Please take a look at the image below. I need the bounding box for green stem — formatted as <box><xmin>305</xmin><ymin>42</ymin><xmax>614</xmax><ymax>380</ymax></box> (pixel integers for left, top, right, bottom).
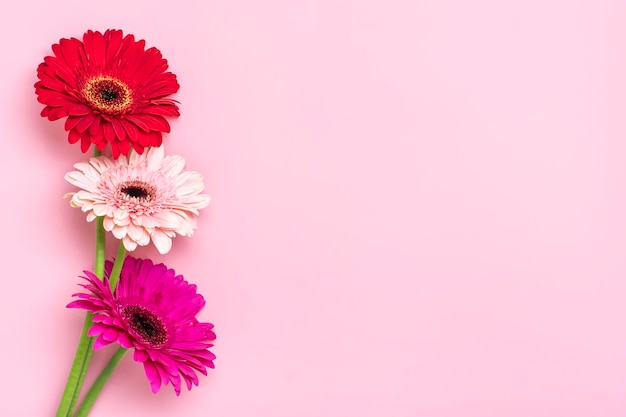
<box><xmin>108</xmin><ymin>243</ymin><xmax>127</xmax><ymax>291</ymax></box>
<box><xmin>93</xmin><ymin>216</ymin><xmax>105</xmax><ymax>278</ymax></box>
<box><xmin>68</xmin><ymin>242</ymin><xmax>125</xmax><ymax>415</ymax></box>
<box><xmin>74</xmin><ymin>348</ymin><xmax>128</xmax><ymax>417</ymax></box>
<box><xmin>55</xmin><ymin>313</ymin><xmax>94</xmax><ymax>417</ymax></box>
<box><xmin>66</xmin><ymin>337</ymin><xmax>95</xmax><ymax>415</ymax></box>
<box><xmin>56</xmin><ymin>216</ymin><xmax>106</xmax><ymax>417</ymax></box>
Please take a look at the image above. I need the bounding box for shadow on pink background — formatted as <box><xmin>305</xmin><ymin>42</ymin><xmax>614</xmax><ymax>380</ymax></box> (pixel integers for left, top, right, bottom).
<box><xmin>1</xmin><ymin>0</ymin><xmax>624</xmax><ymax>416</ymax></box>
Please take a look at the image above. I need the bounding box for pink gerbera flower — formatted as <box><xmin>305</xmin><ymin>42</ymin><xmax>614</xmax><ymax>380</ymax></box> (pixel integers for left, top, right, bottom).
<box><xmin>68</xmin><ymin>256</ymin><xmax>216</xmax><ymax>395</ymax></box>
<box><xmin>35</xmin><ymin>29</ymin><xmax>180</xmax><ymax>158</ymax></box>
<box><xmin>65</xmin><ymin>146</ymin><xmax>210</xmax><ymax>254</ymax></box>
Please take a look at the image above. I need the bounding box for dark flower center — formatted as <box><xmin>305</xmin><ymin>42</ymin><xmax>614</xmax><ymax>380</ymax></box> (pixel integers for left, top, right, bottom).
<box><xmin>83</xmin><ymin>76</ymin><xmax>132</xmax><ymax>114</ymax></box>
<box><xmin>100</xmin><ymin>89</ymin><xmax>118</xmax><ymax>101</ymax></box>
<box><xmin>123</xmin><ymin>185</ymin><xmax>149</xmax><ymax>199</ymax></box>
<box><xmin>116</xmin><ymin>180</ymin><xmax>157</xmax><ymax>203</ymax></box>
<box><xmin>122</xmin><ymin>305</ymin><xmax>168</xmax><ymax>347</ymax></box>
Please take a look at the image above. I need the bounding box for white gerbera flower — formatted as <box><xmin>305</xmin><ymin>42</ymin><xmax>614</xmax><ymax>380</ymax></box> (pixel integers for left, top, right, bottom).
<box><xmin>65</xmin><ymin>146</ymin><xmax>210</xmax><ymax>254</ymax></box>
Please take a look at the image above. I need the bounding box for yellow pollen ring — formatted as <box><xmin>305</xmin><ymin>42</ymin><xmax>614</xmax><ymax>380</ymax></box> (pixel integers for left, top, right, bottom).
<box><xmin>83</xmin><ymin>76</ymin><xmax>132</xmax><ymax>114</ymax></box>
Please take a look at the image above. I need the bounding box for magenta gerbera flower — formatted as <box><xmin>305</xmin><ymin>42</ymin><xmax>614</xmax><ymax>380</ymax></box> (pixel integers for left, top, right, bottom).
<box><xmin>68</xmin><ymin>256</ymin><xmax>216</xmax><ymax>395</ymax></box>
<box><xmin>65</xmin><ymin>145</ymin><xmax>210</xmax><ymax>254</ymax></box>
<box><xmin>35</xmin><ymin>29</ymin><xmax>180</xmax><ymax>158</ymax></box>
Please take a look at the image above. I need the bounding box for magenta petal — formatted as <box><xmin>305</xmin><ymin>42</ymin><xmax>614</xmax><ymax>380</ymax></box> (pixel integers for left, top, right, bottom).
<box><xmin>87</xmin><ymin>323</ymin><xmax>109</xmax><ymax>337</ymax></box>
<box><xmin>103</xmin><ymin>327</ymin><xmax>119</xmax><ymax>342</ymax></box>
<box><xmin>93</xmin><ymin>335</ymin><xmax>112</xmax><ymax>350</ymax></box>
<box><xmin>67</xmin><ymin>255</ymin><xmax>216</xmax><ymax>394</ymax></box>
<box><xmin>118</xmin><ymin>332</ymin><xmax>133</xmax><ymax>348</ymax></box>
<box><xmin>156</xmin><ymin>364</ymin><xmax>174</xmax><ymax>386</ymax></box>
<box><xmin>66</xmin><ymin>300</ymin><xmax>95</xmax><ymax>310</ymax></box>
<box><xmin>144</xmin><ymin>361</ymin><xmax>162</xmax><ymax>393</ymax></box>
<box><xmin>168</xmin><ymin>372</ymin><xmax>182</xmax><ymax>396</ymax></box>
<box><xmin>171</xmin><ymin>341</ymin><xmax>214</xmax><ymax>350</ymax></box>
<box><xmin>134</xmin><ymin>349</ymin><xmax>149</xmax><ymax>362</ymax></box>
<box><xmin>182</xmin><ymin>375</ymin><xmax>193</xmax><ymax>391</ymax></box>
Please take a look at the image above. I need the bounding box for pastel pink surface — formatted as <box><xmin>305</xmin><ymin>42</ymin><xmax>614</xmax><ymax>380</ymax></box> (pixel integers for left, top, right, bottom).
<box><xmin>1</xmin><ymin>1</ymin><xmax>624</xmax><ymax>416</ymax></box>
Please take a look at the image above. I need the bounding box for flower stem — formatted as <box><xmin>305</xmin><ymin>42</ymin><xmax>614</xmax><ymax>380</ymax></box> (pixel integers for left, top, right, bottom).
<box><xmin>74</xmin><ymin>348</ymin><xmax>129</xmax><ymax>417</ymax></box>
<box><xmin>57</xmin><ymin>147</ymin><xmax>104</xmax><ymax>417</ymax></box>
<box><xmin>55</xmin><ymin>216</ymin><xmax>106</xmax><ymax>417</ymax></box>
<box><xmin>108</xmin><ymin>243</ymin><xmax>127</xmax><ymax>291</ymax></box>
<box><xmin>94</xmin><ymin>216</ymin><xmax>106</xmax><ymax>278</ymax></box>
<box><xmin>54</xmin><ymin>313</ymin><xmax>94</xmax><ymax>417</ymax></box>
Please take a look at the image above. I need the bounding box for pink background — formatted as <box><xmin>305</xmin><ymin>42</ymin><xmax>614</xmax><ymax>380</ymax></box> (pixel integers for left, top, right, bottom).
<box><xmin>1</xmin><ymin>0</ymin><xmax>624</xmax><ymax>416</ymax></box>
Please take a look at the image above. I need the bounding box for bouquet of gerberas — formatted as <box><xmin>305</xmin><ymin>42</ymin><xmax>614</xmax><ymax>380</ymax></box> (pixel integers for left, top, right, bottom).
<box><xmin>35</xmin><ymin>29</ymin><xmax>216</xmax><ymax>417</ymax></box>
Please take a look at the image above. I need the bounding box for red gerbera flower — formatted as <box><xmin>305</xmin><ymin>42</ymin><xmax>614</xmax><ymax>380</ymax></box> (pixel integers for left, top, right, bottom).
<box><xmin>35</xmin><ymin>29</ymin><xmax>180</xmax><ymax>158</ymax></box>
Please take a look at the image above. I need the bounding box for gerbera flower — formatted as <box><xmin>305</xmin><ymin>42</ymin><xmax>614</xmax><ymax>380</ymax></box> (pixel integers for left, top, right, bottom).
<box><xmin>35</xmin><ymin>29</ymin><xmax>180</xmax><ymax>158</ymax></box>
<box><xmin>65</xmin><ymin>146</ymin><xmax>210</xmax><ymax>254</ymax></box>
<box><xmin>68</xmin><ymin>256</ymin><xmax>216</xmax><ymax>395</ymax></box>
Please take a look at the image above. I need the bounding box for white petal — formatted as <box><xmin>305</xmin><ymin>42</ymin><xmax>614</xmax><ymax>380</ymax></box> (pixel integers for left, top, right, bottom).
<box><xmin>92</xmin><ymin>204</ymin><xmax>110</xmax><ymax>217</ymax></box>
<box><xmin>127</xmin><ymin>222</ymin><xmax>148</xmax><ymax>242</ymax></box>
<box><xmin>122</xmin><ymin>236</ymin><xmax>138</xmax><ymax>252</ymax></box>
<box><xmin>146</xmin><ymin>146</ymin><xmax>165</xmax><ymax>170</ymax></box>
<box><xmin>111</xmin><ymin>225</ymin><xmax>128</xmax><ymax>239</ymax></box>
<box><xmin>102</xmin><ymin>216</ymin><xmax>115</xmax><ymax>231</ymax></box>
<box><xmin>151</xmin><ymin>230</ymin><xmax>173</xmax><ymax>254</ymax></box>
<box><xmin>113</xmin><ymin>209</ymin><xmax>129</xmax><ymax>221</ymax></box>
<box><xmin>162</xmin><ymin>155</ymin><xmax>185</xmax><ymax>177</ymax></box>
<box><xmin>151</xmin><ymin>211</ymin><xmax>182</xmax><ymax>229</ymax></box>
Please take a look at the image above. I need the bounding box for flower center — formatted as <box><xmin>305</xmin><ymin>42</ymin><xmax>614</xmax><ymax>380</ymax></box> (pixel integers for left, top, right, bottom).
<box><xmin>122</xmin><ymin>305</ymin><xmax>168</xmax><ymax>347</ymax></box>
<box><xmin>83</xmin><ymin>76</ymin><xmax>132</xmax><ymax>114</ymax></box>
<box><xmin>100</xmin><ymin>89</ymin><xmax>118</xmax><ymax>101</ymax></box>
<box><xmin>116</xmin><ymin>180</ymin><xmax>157</xmax><ymax>203</ymax></box>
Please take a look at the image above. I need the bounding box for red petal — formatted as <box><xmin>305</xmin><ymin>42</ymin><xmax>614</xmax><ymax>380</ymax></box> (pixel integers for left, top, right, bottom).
<box><xmin>135</xmin><ymin>131</ymin><xmax>150</xmax><ymax>147</ymax></box>
<box><xmin>102</xmin><ymin>121</ymin><xmax>115</xmax><ymax>142</ymax></box>
<box><xmin>65</xmin><ymin>116</ymin><xmax>82</xmax><ymax>131</ymax></box>
<box><xmin>138</xmin><ymin>115</ymin><xmax>170</xmax><ymax>132</ymax></box>
<box><xmin>41</xmin><ymin>56</ymin><xmax>79</xmax><ymax>89</ymax></box>
<box><xmin>121</xmin><ymin>38</ymin><xmax>146</xmax><ymax>73</ymax></box>
<box><xmin>141</xmin><ymin>79</ymin><xmax>179</xmax><ymax>98</ymax></box>
<box><xmin>113</xmin><ymin>33</ymin><xmax>135</xmax><ymax>69</ymax></box>
<box><xmin>51</xmin><ymin>42</ymin><xmax>62</xmax><ymax>59</ymax></box>
<box><xmin>36</xmin><ymin>92</ymin><xmax>71</xmax><ymax>106</ymax></box>
<box><xmin>58</xmin><ymin>37</ymin><xmax>85</xmax><ymax>69</ymax></box>
<box><xmin>149</xmin><ymin>131</ymin><xmax>163</xmax><ymax>146</ymax></box>
<box><xmin>75</xmin><ymin>114</ymin><xmax>95</xmax><ymax>133</ymax></box>
<box><xmin>110</xmin><ymin>140</ymin><xmax>121</xmax><ymax>159</ymax></box>
<box><xmin>104</xmin><ymin>29</ymin><xmax>124</xmax><ymax>66</ymax></box>
<box><xmin>139</xmin><ymin>104</ymin><xmax>180</xmax><ymax>117</ymax></box>
<box><xmin>53</xmin><ymin>67</ymin><xmax>80</xmax><ymax>90</ymax></box>
<box><xmin>110</xmin><ymin>118</ymin><xmax>127</xmax><ymax>141</ymax></box>
<box><xmin>121</xmin><ymin>119</ymin><xmax>139</xmax><ymax>140</ymax></box>
<box><xmin>35</xmin><ymin>74</ymin><xmax>69</xmax><ymax>92</ymax></box>
<box><xmin>42</xmin><ymin>106</ymin><xmax>67</xmax><ymax>120</ymax></box>
<box><xmin>84</xmin><ymin>30</ymin><xmax>106</xmax><ymax>66</ymax></box>
<box><xmin>117</xmin><ymin>139</ymin><xmax>131</xmax><ymax>156</ymax></box>
<box><xmin>123</xmin><ymin>115</ymin><xmax>150</xmax><ymax>132</ymax></box>
<box><xmin>135</xmin><ymin>131</ymin><xmax>162</xmax><ymax>148</ymax></box>
<box><xmin>68</xmin><ymin>104</ymin><xmax>91</xmax><ymax>116</ymax></box>
<box><xmin>80</xmin><ymin>134</ymin><xmax>92</xmax><ymax>153</ymax></box>
<box><xmin>91</xmin><ymin>125</ymin><xmax>105</xmax><ymax>145</ymax></box>
<box><xmin>134</xmin><ymin>48</ymin><xmax>166</xmax><ymax>81</ymax></box>
<box><xmin>132</xmin><ymin>141</ymin><xmax>145</xmax><ymax>154</ymax></box>
<box><xmin>68</xmin><ymin>129</ymin><xmax>82</xmax><ymax>144</ymax></box>
<box><xmin>89</xmin><ymin>116</ymin><xmax>101</xmax><ymax>136</ymax></box>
